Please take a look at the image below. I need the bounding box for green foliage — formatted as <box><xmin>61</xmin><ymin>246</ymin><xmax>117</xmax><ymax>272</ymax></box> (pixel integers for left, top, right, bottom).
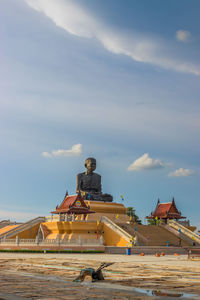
<box><xmin>147</xmin><ymin>218</ymin><xmax>165</xmax><ymax>225</ymax></box>
<box><xmin>126</xmin><ymin>207</ymin><xmax>135</xmax><ymax>217</ymax></box>
<box><xmin>147</xmin><ymin>219</ymin><xmax>156</xmax><ymax>225</ymax></box>
<box><xmin>126</xmin><ymin>207</ymin><xmax>142</xmax><ymax>225</ymax></box>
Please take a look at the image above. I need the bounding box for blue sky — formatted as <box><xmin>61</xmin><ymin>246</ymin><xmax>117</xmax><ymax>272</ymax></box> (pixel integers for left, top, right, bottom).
<box><xmin>0</xmin><ymin>0</ymin><xmax>200</xmax><ymax>228</ymax></box>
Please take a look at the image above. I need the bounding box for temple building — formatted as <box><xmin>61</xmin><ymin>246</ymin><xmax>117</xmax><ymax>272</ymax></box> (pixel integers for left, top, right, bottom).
<box><xmin>38</xmin><ymin>191</ymin><xmax>129</xmax><ymax>244</ymax></box>
<box><xmin>51</xmin><ymin>192</ymin><xmax>94</xmax><ymax>221</ymax></box>
<box><xmin>0</xmin><ymin>158</ymin><xmax>199</xmax><ymax>251</ymax></box>
<box><xmin>146</xmin><ymin>198</ymin><xmax>185</xmax><ymax>222</ymax></box>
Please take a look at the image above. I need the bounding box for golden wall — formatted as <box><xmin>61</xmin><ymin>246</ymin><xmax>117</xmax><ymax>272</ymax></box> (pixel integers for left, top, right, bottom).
<box><xmin>42</xmin><ymin>220</ymin><xmax>129</xmax><ymax>246</ymax></box>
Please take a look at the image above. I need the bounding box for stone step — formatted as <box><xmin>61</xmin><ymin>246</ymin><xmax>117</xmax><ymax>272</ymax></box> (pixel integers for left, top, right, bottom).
<box><xmin>117</xmin><ymin>223</ymin><xmax>189</xmax><ymax>246</ymax></box>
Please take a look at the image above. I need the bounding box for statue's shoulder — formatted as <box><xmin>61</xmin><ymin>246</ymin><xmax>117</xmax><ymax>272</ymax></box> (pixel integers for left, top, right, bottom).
<box><xmin>77</xmin><ymin>172</ymin><xmax>85</xmax><ymax>178</ymax></box>
<box><xmin>93</xmin><ymin>172</ymin><xmax>101</xmax><ymax>179</ymax></box>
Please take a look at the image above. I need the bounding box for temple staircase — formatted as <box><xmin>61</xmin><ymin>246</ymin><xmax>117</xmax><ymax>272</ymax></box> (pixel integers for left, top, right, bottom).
<box><xmin>117</xmin><ymin>223</ymin><xmax>148</xmax><ymax>246</ymax></box>
<box><xmin>0</xmin><ymin>217</ymin><xmax>45</xmax><ymax>239</ymax></box>
<box><xmin>117</xmin><ymin>223</ymin><xmax>190</xmax><ymax>246</ymax></box>
<box><xmin>101</xmin><ymin>216</ymin><xmax>132</xmax><ymax>246</ymax></box>
<box><xmin>0</xmin><ymin>220</ymin><xmax>13</xmax><ymax>229</ymax></box>
<box><xmin>166</xmin><ymin>220</ymin><xmax>200</xmax><ymax>246</ymax></box>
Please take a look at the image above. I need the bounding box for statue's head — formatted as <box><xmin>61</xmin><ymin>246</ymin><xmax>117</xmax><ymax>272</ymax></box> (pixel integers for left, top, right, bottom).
<box><xmin>85</xmin><ymin>157</ymin><xmax>96</xmax><ymax>174</ymax></box>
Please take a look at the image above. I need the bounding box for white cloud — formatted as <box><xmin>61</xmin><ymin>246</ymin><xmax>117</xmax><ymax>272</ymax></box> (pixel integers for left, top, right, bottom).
<box><xmin>42</xmin><ymin>143</ymin><xmax>82</xmax><ymax>158</ymax></box>
<box><xmin>128</xmin><ymin>153</ymin><xmax>164</xmax><ymax>171</ymax></box>
<box><xmin>176</xmin><ymin>30</ymin><xmax>191</xmax><ymax>42</ymax></box>
<box><xmin>25</xmin><ymin>0</ymin><xmax>96</xmax><ymax>38</ymax></box>
<box><xmin>24</xmin><ymin>0</ymin><xmax>200</xmax><ymax>76</ymax></box>
<box><xmin>168</xmin><ymin>168</ymin><xmax>194</xmax><ymax>177</ymax></box>
<box><xmin>42</xmin><ymin>151</ymin><xmax>52</xmax><ymax>158</ymax></box>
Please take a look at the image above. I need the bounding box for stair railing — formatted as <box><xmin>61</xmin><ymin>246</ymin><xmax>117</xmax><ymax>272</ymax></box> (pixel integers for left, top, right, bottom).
<box><xmin>0</xmin><ymin>217</ymin><xmax>45</xmax><ymax>239</ymax></box>
<box><xmin>168</xmin><ymin>220</ymin><xmax>200</xmax><ymax>245</ymax></box>
<box><xmin>101</xmin><ymin>216</ymin><xmax>131</xmax><ymax>243</ymax></box>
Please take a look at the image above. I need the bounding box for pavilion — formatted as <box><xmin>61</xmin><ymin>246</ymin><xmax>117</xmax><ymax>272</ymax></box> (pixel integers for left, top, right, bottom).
<box><xmin>146</xmin><ymin>198</ymin><xmax>186</xmax><ymax>223</ymax></box>
<box><xmin>51</xmin><ymin>192</ymin><xmax>94</xmax><ymax>221</ymax></box>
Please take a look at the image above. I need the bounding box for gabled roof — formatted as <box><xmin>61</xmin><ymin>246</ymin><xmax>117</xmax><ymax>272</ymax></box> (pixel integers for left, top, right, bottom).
<box><xmin>147</xmin><ymin>198</ymin><xmax>185</xmax><ymax>219</ymax></box>
<box><xmin>51</xmin><ymin>193</ymin><xmax>94</xmax><ymax>215</ymax></box>
<box><xmin>153</xmin><ymin>202</ymin><xmax>172</xmax><ymax>218</ymax></box>
<box><xmin>57</xmin><ymin>195</ymin><xmax>80</xmax><ymax>211</ymax></box>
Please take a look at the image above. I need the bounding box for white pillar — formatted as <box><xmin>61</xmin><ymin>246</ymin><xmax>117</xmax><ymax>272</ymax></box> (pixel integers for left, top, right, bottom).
<box><xmin>100</xmin><ymin>235</ymin><xmax>103</xmax><ymax>245</ymax></box>
<box><xmin>35</xmin><ymin>235</ymin><xmax>39</xmax><ymax>245</ymax></box>
<box><xmin>16</xmin><ymin>236</ymin><xmax>19</xmax><ymax>246</ymax></box>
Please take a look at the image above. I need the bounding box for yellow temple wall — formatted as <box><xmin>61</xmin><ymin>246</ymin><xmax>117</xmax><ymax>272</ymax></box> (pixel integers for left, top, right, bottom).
<box><xmin>102</xmin><ymin>223</ymin><xmax>129</xmax><ymax>247</ymax></box>
<box><xmin>42</xmin><ymin>220</ymin><xmax>129</xmax><ymax>247</ymax></box>
<box><xmin>186</xmin><ymin>226</ymin><xmax>196</xmax><ymax>232</ymax></box>
<box><xmin>37</xmin><ymin>201</ymin><xmax>129</xmax><ymax>246</ymax></box>
<box><xmin>85</xmin><ymin>213</ymin><xmax>129</xmax><ymax>223</ymax></box>
<box><xmin>42</xmin><ymin>221</ymin><xmax>102</xmax><ymax>240</ymax></box>
<box><xmin>75</xmin><ymin>201</ymin><xmax>129</xmax><ymax>223</ymax></box>
<box><xmin>85</xmin><ymin>201</ymin><xmax>126</xmax><ymax>214</ymax></box>
<box><xmin>9</xmin><ymin>224</ymin><xmax>40</xmax><ymax>239</ymax></box>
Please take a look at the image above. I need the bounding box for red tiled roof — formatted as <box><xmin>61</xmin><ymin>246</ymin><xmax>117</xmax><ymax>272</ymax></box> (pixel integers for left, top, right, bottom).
<box><xmin>152</xmin><ymin>203</ymin><xmax>172</xmax><ymax>217</ymax></box>
<box><xmin>51</xmin><ymin>193</ymin><xmax>94</xmax><ymax>215</ymax></box>
<box><xmin>58</xmin><ymin>195</ymin><xmax>77</xmax><ymax>210</ymax></box>
<box><xmin>151</xmin><ymin>199</ymin><xmax>184</xmax><ymax>219</ymax></box>
<box><xmin>147</xmin><ymin>199</ymin><xmax>185</xmax><ymax>220</ymax></box>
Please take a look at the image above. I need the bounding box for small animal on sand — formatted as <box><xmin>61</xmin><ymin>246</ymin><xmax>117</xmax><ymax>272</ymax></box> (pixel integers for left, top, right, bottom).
<box><xmin>73</xmin><ymin>262</ymin><xmax>114</xmax><ymax>282</ymax></box>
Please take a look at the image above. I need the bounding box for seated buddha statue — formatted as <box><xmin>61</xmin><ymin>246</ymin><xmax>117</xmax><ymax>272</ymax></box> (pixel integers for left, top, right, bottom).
<box><xmin>76</xmin><ymin>157</ymin><xmax>113</xmax><ymax>202</ymax></box>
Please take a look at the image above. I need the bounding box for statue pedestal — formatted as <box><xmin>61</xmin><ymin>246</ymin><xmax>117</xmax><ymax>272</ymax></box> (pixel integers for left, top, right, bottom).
<box><xmin>42</xmin><ymin>200</ymin><xmax>130</xmax><ymax>247</ymax></box>
<box><xmin>75</xmin><ymin>201</ymin><xmax>129</xmax><ymax>223</ymax></box>
<box><xmin>85</xmin><ymin>201</ymin><xmax>126</xmax><ymax>214</ymax></box>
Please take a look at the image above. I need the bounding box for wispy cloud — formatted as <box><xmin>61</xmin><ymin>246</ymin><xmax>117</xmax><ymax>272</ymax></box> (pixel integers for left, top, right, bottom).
<box><xmin>24</xmin><ymin>0</ymin><xmax>200</xmax><ymax>75</ymax></box>
<box><xmin>42</xmin><ymin>143</ymin><xmax>82</xmax><ymax>158</ymax></box>
<box><xmin>128</xmin><ymin>153</ymin><xmax>165</xmax><ymax>171</ymax></box>
<box><xmin>168</xmin><ymin>168</ymin><xmax>195</xmax><ymax>177</ymax></box>
<box><xmin>176</xmin><ymin>30</ymin><xmax>191</xmax><ymax>42</ymax></box>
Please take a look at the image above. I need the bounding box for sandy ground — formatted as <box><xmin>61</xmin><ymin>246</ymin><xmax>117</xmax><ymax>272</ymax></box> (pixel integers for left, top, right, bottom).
<box><xmin>0</xmin><ymin>253</ymin><xmax>200</xmax><ymax>299</ymax></box>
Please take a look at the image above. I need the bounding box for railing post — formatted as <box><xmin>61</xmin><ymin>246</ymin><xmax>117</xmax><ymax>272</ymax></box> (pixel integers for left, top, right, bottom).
<box><xmin>100</xmin><ymin>235</ymin><xmax>103</xmax><ymax>245</ymax></box>
<box><xmin>35</xmin><ymin>236</ymin><xmax>40</xmax><ymax>245</ymax></box>
<box><xmin>78</xmin><ymin>236</ymin><xmax>82</xmax><ymax>246</ymax></box>
<box><xmin>16</xmin><ymin>236</ymin><xmax>19</xmax><ymax>246</ymax></box>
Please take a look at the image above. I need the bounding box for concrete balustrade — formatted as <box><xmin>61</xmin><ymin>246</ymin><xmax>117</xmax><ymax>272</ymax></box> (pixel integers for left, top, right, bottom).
<box><xmin>168</xmin><ymin>220</ymin><xmax>200</xmax><ymax>245</ymax></box>
<box><xmin>0</xmin><ymin>237</ymin><xmax>102</xmax><ymax>246</ymax></box>
<box><xmin>101</xmin><ymin>216</ymin><xmax>132</xmax><ymax>246</ymax></box>
<box><xmin>0</xmin><ymin>217</ymin><xmax>45</xmax><ymax>239</ymax></box>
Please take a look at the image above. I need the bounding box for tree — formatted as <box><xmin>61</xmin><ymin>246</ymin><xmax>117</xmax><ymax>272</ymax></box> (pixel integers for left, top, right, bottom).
<box><xmin>126</xmin><ymin>207</ymin><xmax>142</xmax><ymax>224</ymax></box>
<box><xmin>147</xmin><ymin>219</ymin><xmax>156</xmax><ymax>225</ymax></box>
<box><xmin>147</xmin><ymin>218</ymin><xmax>164</xmax><ymax>225</ymax></box>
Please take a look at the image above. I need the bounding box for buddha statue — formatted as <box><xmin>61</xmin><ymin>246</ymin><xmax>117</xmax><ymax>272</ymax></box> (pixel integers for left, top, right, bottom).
<box><xmin>76</xmin><ymin>157</ymin><xmax>113</xmax><ymax>202</ymax></box>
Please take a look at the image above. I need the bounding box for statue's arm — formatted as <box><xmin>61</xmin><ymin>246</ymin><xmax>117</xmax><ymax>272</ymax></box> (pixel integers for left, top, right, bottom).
<box><xmin>96</xmin><ymin>174</ymin><xmax>102</xmax><ymax>193</ymax></box>
<box><xmin>76</xmin><ymin>174</ymin><xmax>82</xmax><ymax>192</ymax></box>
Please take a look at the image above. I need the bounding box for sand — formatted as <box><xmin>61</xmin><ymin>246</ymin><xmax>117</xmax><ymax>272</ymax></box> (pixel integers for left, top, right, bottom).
<box><xmin>0</xmin><ymin>253</ymin><xmax>200</xmax><ymax>299</ymax></box>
